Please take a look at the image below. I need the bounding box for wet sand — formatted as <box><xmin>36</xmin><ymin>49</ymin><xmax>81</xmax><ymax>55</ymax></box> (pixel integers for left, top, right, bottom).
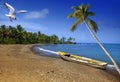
<box><xmin>0</xmin><ymin>44</ymin><xmax>119</xmax><ymax>82</ymax></box>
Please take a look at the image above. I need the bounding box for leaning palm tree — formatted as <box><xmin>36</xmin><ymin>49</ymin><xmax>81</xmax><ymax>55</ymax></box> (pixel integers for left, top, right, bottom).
<box><xmin>68</xmin><ymin>3</ymin><xmax>120</xmax><ymax>75</ymax></box>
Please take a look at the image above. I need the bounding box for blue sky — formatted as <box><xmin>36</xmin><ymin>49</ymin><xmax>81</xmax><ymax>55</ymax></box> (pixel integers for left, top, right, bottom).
<box><xmin>0</xmin><ymin>0</ymin><xmax>120</xmax><ymax>43</ymax></box>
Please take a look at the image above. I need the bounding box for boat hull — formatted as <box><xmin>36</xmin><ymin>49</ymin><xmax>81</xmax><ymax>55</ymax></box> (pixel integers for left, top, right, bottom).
<box><xmin>58</xmin><ymin>52</ymin><xmax>108</xmax><ymax>69</ymax></box>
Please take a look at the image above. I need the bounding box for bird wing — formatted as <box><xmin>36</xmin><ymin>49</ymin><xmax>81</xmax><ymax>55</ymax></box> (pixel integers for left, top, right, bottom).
<box><xmin>4</xmin><ymin>3</ymin><xmax>15</xmax><ymax>15</ymax></box>
<box><xmin>16</xmin><ymin>10</ymin><xmax>27</xmax><ymax>14</ymax></box>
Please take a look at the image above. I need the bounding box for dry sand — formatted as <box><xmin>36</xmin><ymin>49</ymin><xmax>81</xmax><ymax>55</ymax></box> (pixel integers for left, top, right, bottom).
<box><xmin>0</xmin><ymin>44</ymin><xmax>119</xmax><ymax>82</ymax></box>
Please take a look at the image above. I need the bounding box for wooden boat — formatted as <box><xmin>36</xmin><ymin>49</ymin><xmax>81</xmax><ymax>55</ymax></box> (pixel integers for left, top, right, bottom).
<box><xmin>58</xmin><ymin>51</ymin><xmax>108</xmax><ymax>69</ymax></box>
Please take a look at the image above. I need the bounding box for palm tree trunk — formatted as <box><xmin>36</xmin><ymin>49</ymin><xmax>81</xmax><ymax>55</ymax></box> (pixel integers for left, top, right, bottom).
<box><xmin>84</xmin><ymin>20</ymin><xmax>120</xmax><ymax>75</ymax></box>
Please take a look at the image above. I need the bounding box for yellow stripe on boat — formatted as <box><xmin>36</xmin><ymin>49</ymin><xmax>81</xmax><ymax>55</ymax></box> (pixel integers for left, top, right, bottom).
<box><xmin>58</xmin><ymin>51</ymin><xmax>108</xmax><ymax>69</ymax></box>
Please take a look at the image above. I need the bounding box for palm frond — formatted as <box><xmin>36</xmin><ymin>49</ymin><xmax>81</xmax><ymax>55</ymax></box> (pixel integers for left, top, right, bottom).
<box><xmin>85</xmin><ymin>12</ymin><xmax>95</xmax><ymax>19</ymax></box>
<box><xmin>79</xmin><ymin>3</ymin><xmax>85</xmax><ymax>13</ymax></box>
<box><xmin>88</xmin><ymin>19</ymin><xmax>98</xmax><ymax>33</ymax></box>
<box><xmin>70</xmin><ymin>18</ymin><xmax>83</xmax><ymax>32</ymax></box>
<box><xmin>68</xmin><ymin>11</ymin><xmax>83</xmax><ymax>19</ymax></box>
<box><xmin>70</xmin><ymin>24</ymin><xmax>77</xmax><ymax>32</ymax></box>
<box><xmin>85</xmin><ymin>4</ymin><xmax>91</xmax><ymax>12</ymax></box>
<box><xmin>68</xmin><ymin>3</ymin><xmax>98</xmax><ymax>32</ymax></box>
<box><xmin>72</xmin><ymin>6</ymin><xmax>80</xmax><ymax>10</ymax></box>
<box><xmin>88</xmin><ymin>12</ymin><xmax>95</xmax><ymax>16</ymax></box>
<box><xmin>80</xmin><ymin>3</ymin><xmax>85</xmax><ymax>10</ymax></box>
<box><xmin>67</xmin><ymin>13</ymin><xmax>74</xmax><ymax>18</ymax></box>
<box><xmin>74</xmin><ymin>10</ymin><xmax>83</xmax><ymax>18</ymax></box>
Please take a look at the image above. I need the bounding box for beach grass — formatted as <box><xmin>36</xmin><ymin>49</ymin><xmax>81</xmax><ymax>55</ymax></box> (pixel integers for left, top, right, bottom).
<box><xmin>0</xmin><ymin>44</ymin><xmax>119</xmax><ymax>82</ymax></box>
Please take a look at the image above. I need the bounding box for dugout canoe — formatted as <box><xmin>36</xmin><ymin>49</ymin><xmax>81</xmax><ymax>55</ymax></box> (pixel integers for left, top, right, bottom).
<box><xmin>58</xmin><ymin>51</ymin><xmax>108</xmax><ymax>69</ymax></box>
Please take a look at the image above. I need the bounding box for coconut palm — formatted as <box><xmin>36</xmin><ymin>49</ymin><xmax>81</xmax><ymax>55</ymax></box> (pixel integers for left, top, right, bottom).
<box><xmin>68</xmin><ymin>3</ymin><xmax>120</xmax><ymax>74</ymax></box>
<box><xmin>0</xmin><ymin>25</ymin><xmax>7</xmax><ymax>41</ymax></box>
<box><xmin>60</xmin><ymin>37</ymin><xmax>66</xmax><ymax>44</ymax></box>
<box><xmin>50</xmin><ymin>34</ymin><xmax>59</xmax><ymax>44</ymax></box>
<box><xmin>16</xmin><ymin>25</ymin><xmax>25</xmax><ymax>44</ymax></box>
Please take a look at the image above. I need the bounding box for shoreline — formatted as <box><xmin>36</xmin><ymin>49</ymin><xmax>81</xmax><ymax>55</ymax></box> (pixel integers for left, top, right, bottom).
<box><xmin>33</xmin><ymin>45</ymin><xmax>120</xmax><ymax>73</ymax></box>
<box><xmin>0</xmin><ymin>44</ymin><xmax>119</xmax><ymax>82</ymax></box>
<box><xmin>33</xmin><ymin>45</ymin><xmax>120</xmax><ymax>78</ymax></box>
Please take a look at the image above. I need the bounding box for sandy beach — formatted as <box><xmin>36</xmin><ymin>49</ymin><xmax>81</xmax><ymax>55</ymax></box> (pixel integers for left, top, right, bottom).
<box><xmin>0</xmin><ymin>44</ymin><xmax>119</xmax><ymax>82</ymax></box>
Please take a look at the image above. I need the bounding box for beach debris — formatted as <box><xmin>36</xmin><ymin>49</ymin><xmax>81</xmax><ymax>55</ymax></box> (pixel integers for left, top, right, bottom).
<box><xmin>47</xmin><ymin>70</ymin><xmax>54</xmax><ymax>74</ymax></box>
<box><xmin>4</xmin><ymin>2</ymin><xmax>27</xmax><ymax>22</ymax></box>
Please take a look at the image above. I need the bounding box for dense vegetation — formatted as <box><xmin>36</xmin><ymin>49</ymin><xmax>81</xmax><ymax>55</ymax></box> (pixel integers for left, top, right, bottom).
<box><xmin>0</xmin><ymin>25</ymin><xmax>76</xmax><ymax>44</ymax></box>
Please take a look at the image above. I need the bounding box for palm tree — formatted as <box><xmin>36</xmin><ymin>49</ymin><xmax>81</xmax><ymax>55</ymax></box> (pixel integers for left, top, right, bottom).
<box><xmin>67</xmin><ymin>37</ymin><xmax>73</xmax><ymax>44</ymax></box>
<box><xmin>8</xmin><ymin>26</ymin><xmax>17</xmax><ymax>39</ymax></box>
<box><xmin>50</xmin><ymin>34</ymin><xmax>59</xmax><ymax>44</ymax></box>
<box><xmin>0</xmin><ymin>25</ymin><xmax>7</xmax><ymax>42</ymax></box>
<box><xmin>38</xmin><ymin>31</ymin><xmax>41</xmax><ymax>43</ymax></box>
<box><xmin>68</xmin><ymin>3</ymin><xmax>120</xmax><ymax>74</ymax></box>
<box><xmin>16</xmin><ymin>25</ymin><xmax>25</xmax><ymax>44</ymax></box>
<box><xmin>60</xmin><ymin>37</ymin><xmax>66</xmax><ymax>44</ymax></box>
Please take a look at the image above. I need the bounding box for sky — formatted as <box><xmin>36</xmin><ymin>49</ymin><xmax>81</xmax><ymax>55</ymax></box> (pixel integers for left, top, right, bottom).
<box><xmin>0</xmin><ymin>0</ymin><xmax>120</xmax><ymax>43</ymax></box>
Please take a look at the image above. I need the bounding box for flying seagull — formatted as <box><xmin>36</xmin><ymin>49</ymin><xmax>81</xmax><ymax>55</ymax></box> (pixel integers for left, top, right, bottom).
<box><xmin>4</xmin><ymin>2</ymin><xmax>27</xmax><ymax>22</ymax></box>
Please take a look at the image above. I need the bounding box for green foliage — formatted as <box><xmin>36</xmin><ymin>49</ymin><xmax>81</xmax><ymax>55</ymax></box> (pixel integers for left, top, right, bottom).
<box><xmin>68</xmin><ymin>3</ymin><xmax>98</xmax><ymax>33</ymax></box>
<box><xmin>88</xmin><ymin>19</ymin><xmax>98</xmax><ymax>32</ymax></box>
<box><xmin>0</xmin><ymin>25</ymin><xmax>76</xmax><ymax>44</ymax></box>
<box><xmin>70</xmin><ymin>18</ymin><xmax>83</xmax><ymax>31</ymax></box>
<box><xmin>67</xmin><ymin>37</ymin><xmax>76</xmax><ymax>44</ymax></box>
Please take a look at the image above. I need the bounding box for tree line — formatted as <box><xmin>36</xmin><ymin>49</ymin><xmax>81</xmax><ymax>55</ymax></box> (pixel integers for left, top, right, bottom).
<box><xmin>0</xmin><ymin>25</ymin><xmax>76</xmax><ymax>44</ymax></box>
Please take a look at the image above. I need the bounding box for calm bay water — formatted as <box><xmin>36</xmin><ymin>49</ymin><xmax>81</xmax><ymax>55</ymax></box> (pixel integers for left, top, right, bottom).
<box><xmin>39</xmin><ymin>43</ymin><xmax>120</xmax><ymax>65</ymax></box>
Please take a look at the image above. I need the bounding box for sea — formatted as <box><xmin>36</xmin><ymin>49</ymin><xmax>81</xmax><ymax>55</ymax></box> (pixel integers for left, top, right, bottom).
<box><xmin>36</xmin><ymin>43</ymin><xmax>120</xmax><ymax>66</ymax></box>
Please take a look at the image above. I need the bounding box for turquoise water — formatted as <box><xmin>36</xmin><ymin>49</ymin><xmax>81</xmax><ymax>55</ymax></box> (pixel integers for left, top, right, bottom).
<box><xmin>39</xmin><ymin>43</ymin><xmax>120</xmax><ymax>65</ymax></box>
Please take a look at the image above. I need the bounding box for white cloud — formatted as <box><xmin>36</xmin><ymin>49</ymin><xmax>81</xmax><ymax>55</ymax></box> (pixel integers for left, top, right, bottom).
<box><xmin>25</xmin><ymin>9</ymin><xmax>49</xmax><ymax>19</ymax></box>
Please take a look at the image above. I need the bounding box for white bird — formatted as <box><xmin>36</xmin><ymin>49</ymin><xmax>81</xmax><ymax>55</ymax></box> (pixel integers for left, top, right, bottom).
<box><xmin>4</xmin><ymin>2</ymin><xmax>27</xmax><ymax>22</ymax></box>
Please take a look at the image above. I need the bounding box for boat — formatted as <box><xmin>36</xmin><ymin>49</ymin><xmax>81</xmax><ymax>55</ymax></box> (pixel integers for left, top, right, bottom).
<box><xmin>58</xmin><ymin>51</ymin><xmax>108</xmax><ymax>69</ymax></box>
